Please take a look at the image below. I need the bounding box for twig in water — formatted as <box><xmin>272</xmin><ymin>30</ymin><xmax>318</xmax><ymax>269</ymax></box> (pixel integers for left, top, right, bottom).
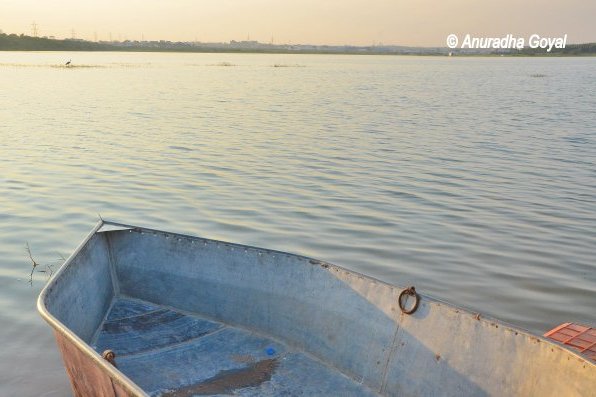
<box><xmin>26</xmin><ymin>242</ymin><xmax>39</xmax><ymax>286</ymax></box>
<box><xmin>26</xmin><ymin>244</ymin><xmax>64</xmax><ymax>285</ymax></box>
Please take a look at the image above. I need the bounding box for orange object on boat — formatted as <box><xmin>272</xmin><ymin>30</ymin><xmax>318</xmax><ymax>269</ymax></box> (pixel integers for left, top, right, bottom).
<box><xmin>544</xmin><ymin>323</ymin><xmax>596</xmax><ymax>361</ymax></box>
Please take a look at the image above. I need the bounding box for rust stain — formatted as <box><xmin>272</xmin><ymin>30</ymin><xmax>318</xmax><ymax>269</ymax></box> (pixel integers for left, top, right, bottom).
<box><xmin>162</xmin><ymin>358</ymin><xmax>279</xmax><ymax>396</ymax></box>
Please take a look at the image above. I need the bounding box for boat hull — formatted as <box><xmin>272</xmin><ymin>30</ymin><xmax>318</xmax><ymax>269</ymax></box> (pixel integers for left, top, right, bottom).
<box><xmin>38</xmin><ymin>221</ymin><xmax>595</xmax><ymax>396</ymax></box>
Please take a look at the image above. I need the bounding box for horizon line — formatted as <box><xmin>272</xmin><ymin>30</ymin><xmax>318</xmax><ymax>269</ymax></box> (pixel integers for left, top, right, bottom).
<box><xmin>3</xmin><ymin>30</ymin><xmax>595</xmax><ymax>49</ymax></box>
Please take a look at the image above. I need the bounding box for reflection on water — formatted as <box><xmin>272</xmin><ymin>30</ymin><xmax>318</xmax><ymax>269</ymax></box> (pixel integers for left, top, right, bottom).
<box><xmin>0</xmin><ymin>51</ymin><xmax>594</xmax><ymax>395</ymax></box>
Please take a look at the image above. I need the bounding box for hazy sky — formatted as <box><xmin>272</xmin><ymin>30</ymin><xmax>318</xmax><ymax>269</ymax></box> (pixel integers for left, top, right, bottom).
<box><xmin>1</xmin><ymin>0</ymin><xmax>595</xmax><ymax>46</ymax></box>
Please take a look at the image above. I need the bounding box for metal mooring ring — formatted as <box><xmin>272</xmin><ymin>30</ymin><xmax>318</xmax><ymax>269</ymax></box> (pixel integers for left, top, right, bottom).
<box><xmin>398</xmin><ymin>286</ymin><xmax>420</xmax><ymax>315</ymax></box>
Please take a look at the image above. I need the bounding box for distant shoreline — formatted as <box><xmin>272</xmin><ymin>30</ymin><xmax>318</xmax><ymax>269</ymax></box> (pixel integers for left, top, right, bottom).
<box><xmin>1</xmin><ymin>33</ymin><xmax>595</xmax><ymax>56</ymax></box>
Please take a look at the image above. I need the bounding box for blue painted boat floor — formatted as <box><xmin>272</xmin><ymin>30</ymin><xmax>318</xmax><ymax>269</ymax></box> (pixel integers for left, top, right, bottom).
<box><xmin>91</xmin><ymin>297</ymin><xmax>379</xmax><ymax>396</ymax></box>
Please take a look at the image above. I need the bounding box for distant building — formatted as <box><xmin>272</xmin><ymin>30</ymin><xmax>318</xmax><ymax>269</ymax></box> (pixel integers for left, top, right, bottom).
<box><xmin>229</xmin><ymin>40</ymin><xmax>261</xmax><ymax>49</ymax></box>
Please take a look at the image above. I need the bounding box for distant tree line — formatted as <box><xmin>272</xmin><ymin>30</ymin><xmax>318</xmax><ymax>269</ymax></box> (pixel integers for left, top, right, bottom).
<box><xmin>0</xmin><ymin>33</ymin><xmax>114</xmax><ymax>51</ymax></box>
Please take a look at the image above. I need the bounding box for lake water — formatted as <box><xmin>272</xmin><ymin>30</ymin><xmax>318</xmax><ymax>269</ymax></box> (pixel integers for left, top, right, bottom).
<box><xmin>0</xmin><ymin>52</ymin><xmax>594</xmax><ymax>395</ymax></box>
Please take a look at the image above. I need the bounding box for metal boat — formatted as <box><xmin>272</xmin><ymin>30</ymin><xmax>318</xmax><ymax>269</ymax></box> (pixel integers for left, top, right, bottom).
<box><xmin>38</xmin><ymin>221</ymin><xmax>595</xmax><ymax>396</ymax></box>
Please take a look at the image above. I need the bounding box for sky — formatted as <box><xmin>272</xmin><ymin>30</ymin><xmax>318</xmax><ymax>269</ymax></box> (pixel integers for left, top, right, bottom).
<box><xmin>1</xmin><ymin>0</ymin><xmax>595</xmax><ymax>46</ymax></box>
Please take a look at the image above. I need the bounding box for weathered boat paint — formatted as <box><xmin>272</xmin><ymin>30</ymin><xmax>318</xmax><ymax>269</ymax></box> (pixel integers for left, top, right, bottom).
<box><xmin>38</xmin><ymin>221</ymin><xmax>596</xmax><ymax>396</ymax></box>
<box><xmin>54</xmin><ymin>330</ymin><xmax>135</xmax><ymax>397</ymax></box>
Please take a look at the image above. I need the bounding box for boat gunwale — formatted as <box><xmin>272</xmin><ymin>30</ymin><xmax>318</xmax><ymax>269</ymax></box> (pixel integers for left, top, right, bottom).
<box><xmin>37</xmin><ymin>220</ymin><xmax>595</xmax><ymax>396</ymax></box>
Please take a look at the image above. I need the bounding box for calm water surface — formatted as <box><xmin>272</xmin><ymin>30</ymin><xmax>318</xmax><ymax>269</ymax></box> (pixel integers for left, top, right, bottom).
<box><xmin>0</xmin><ymin>52</ymin><xmax>594</xmax><ymax>395</ymax></box>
